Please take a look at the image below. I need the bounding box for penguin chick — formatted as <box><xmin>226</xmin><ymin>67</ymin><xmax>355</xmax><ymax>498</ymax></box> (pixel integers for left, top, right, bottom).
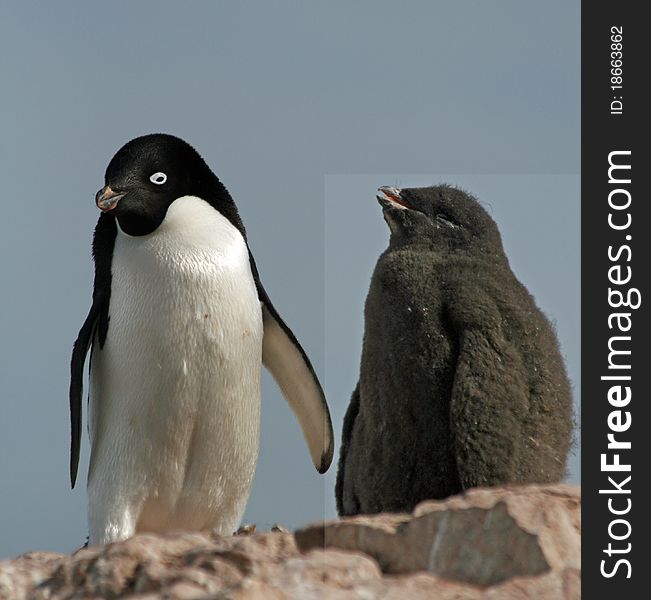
<box><xmin>336</xmin><ymin>185</ymin><xmax>573</xmax><ymax>515</ymax></box>
<box><xmin>70</xmin><ymin>134</ymin><xmax>333</xmax><ymax>545</ymax></box>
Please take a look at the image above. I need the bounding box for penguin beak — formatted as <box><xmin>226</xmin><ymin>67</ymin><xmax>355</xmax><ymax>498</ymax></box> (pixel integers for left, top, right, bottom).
<box><xmin>95</xmin><ymin>186</ymin><xmax>126</xmax><ymax>212</ymax></box>
<box><xmin>376</xmin><ymin>186</ymin><xmax>411</xmax><ymax>210</ymax></box>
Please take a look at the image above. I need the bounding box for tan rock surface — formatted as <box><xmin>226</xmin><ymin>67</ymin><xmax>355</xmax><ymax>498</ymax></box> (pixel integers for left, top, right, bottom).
<box><xmin>0</xmin><ymin>484</ymin><xmax>580</xmax><ymax>599</ymax></box>
<box><xmin>296</xmin><ymin>483</ymin><xmax>580</xmax><ymax>589</ymax></box>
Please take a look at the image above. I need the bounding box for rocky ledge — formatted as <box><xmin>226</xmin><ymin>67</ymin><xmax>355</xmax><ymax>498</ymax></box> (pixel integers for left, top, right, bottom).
<box><xmin>0</xmin><ymin>484</ymin><xmax>580</xmax><ymax>599</ymax></box>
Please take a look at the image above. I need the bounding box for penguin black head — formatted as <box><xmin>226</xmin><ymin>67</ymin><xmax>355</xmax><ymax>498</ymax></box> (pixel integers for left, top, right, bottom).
<box><xmin>376</xmin><ymin>184</ymin><xmax>502</xmax><ymax>252</ymax></box>
<box><xmin>96</xmin><ymin>134</ymin><xmax>242</xmax><ymax>237</ymax></box>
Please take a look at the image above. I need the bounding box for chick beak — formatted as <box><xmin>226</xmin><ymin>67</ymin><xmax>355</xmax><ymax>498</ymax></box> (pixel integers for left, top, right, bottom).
<box><xmin>376</xmin><ymin>186</ymin><xmax>411</xmax><ymax>210</ymax></box>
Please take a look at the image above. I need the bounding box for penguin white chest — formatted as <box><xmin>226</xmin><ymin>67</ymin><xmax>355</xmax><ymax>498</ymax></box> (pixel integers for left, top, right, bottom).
<box><xmin>88</xmin><ymin>196</ymin><xmax>263</xmax><ymax>543</ymax></box>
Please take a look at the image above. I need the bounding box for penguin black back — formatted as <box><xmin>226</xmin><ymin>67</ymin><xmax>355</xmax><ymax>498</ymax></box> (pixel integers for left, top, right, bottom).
<box><xmin>336</xmin><ymin>185</ymin><xmax>573</xmax><ymax>515</ymax></box>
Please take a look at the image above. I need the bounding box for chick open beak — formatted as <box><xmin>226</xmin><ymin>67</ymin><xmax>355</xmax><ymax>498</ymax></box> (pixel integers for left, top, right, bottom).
<box><xmin>376</xmin><ymin>186</ymin><xmax>411</xmax><ymax>210</ymax></box>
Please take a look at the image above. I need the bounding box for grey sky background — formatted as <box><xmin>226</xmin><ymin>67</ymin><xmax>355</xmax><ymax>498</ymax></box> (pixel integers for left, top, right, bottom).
<box><xmin>0</xmin><ymin>1</ymin><xmax>579</xmax><ymax>558</ymax></box>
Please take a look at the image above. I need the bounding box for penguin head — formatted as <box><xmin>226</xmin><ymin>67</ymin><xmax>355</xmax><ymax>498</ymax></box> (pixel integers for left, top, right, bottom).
<box><xmin>96</xmin><ymin>134</ymin><xmax>242</xmax><ymax>236</ymax></box>
<box><xmin>376</xmin><ymin>184</ymin><xmax>502</xmax><ymax>252</ymax></box>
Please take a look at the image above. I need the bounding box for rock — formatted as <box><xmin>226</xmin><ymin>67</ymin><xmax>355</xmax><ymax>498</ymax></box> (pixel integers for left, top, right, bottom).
<box><xmin>235</xmin><ymin>524</ymin><xmax>257</xmax><ymax>536</ymax></box>
<box><xmin>296</xmin><ymin>484</ymin><xmax>580</xmax><ymax>588</ymax></box>
<box><xmin>0</xmin><ymin>484</ymin><xmax>580</xmax><ymax>599</ymax></box>
<box><xmin>0</xmin><ymin>552</ymin><xmax>63</xmax><ymax>600</ymax></box>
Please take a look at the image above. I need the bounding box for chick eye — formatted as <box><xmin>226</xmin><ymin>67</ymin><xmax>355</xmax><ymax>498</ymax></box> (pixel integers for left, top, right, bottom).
<box><xmin>436</xmin><ymin>214</ymin><xmax>459</xmax><ymax>229</ymax></box>
<box><xmin>150</xmin><ymin>172</ymin><xmax>167</xmax><ymax>185</ymax></box>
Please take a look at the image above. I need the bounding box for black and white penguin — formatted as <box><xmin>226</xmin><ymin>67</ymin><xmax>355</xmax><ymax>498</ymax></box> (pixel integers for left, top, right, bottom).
<box><xmin>70</xmin><ymin>133</ymin><xmax>333</xmax><ymax>545</ymax></box>
<box><xmin>336</xmin><ymin>185</ymin><xmax>573</xmax><ymax>516</ymax></box>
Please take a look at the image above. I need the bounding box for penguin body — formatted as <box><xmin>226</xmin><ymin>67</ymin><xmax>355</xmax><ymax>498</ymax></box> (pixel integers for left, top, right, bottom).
<box><xmin>71</xmin><ymin>135</ymin><xmax>333</xmax><ymax>545</ymax></box>
<box><xmin>336</xmin><ymin>185</ymin><xmax>572</xmax><ymax>516</ymax></box>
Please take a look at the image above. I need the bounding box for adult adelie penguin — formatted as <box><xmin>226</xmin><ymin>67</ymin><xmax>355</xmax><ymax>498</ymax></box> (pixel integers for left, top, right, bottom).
<box><xmin>336</xmin><ymin>185</ymin><xmax>572</xmax><ymax>516</ymax></box>
<box><xmin>70</xmin><ymin>134</ymin><xmax>333</xmax><ymax>545</ymax></box>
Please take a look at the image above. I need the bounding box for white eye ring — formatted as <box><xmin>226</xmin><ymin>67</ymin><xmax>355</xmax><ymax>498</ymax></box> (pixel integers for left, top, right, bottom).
<box><xmin>150</xmin><ymin>172</ymin><xmax>167</xmax><ymax>185</ymax></box>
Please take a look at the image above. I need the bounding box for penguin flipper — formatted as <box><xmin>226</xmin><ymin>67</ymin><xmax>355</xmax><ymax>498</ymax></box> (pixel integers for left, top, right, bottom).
<box><xmin>260</xmin><ymin>301</ymin><xmax>334</xmax><ymax>473</ymax></box>
<box><xmin>335</xmin><ymin>382</ymin><xmax>360</xmax><ymax>515</ymax></box>
<box><xmin>248</xmin><ymin>251</ymin><xmax>334</xmax><ymax>473</ymax></box>
<box><xmin>449</xmin><ymin>326</ymin><xmax>530</xmax><ymax>488</ymax></box>
<box><xmin>69</xmin><ymin>302</ymin><xmax>100</xmax><ymax>489</ymax></box>
<box><xmin>69</xmin><ymin>214</ymin><xmax>116</xmax><ymax>489</ymax></box>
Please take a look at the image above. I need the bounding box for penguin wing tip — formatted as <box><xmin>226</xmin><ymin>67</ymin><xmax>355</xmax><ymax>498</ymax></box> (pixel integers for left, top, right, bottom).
<box><xmin>317</xmin><ymin>444</ymin><xmax>334</xmax><ymax>474</ymax></box>
<box><xmin>70</xmin><ymin>462</ymin><xmax>78</xmax><ymax>489</ymax></box>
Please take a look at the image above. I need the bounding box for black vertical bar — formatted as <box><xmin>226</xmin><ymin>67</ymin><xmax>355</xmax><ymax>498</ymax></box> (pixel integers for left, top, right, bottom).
<box><xmin>582</xmin><ymin>2</ymin><xmax>648</xmax><ymax>596</ymax></box>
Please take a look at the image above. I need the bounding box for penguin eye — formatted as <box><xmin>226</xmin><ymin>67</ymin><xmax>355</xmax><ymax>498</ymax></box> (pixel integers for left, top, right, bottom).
<box><xmin>436</xmin><ymin>214</ymin><xmax>459</xmax><ymax>229</ymax></box>
<box><xmin>149</xmin><ymin>172</ymin><xmax>167</xmax><ymax>185</ymax></box>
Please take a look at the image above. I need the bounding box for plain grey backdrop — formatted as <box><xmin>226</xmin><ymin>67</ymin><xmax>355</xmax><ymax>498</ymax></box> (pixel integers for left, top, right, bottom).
<box><xmin>0</xmin><ymin>1</ymin><xmax>579</xmax><ymax>558</ymax></box>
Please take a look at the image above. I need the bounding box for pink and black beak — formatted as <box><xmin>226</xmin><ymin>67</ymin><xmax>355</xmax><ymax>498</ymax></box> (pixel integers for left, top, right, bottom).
<box><xmin>95</xmin><ymin>185</ymin><xmax>126</xmax><ymax>212</ymax></box>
